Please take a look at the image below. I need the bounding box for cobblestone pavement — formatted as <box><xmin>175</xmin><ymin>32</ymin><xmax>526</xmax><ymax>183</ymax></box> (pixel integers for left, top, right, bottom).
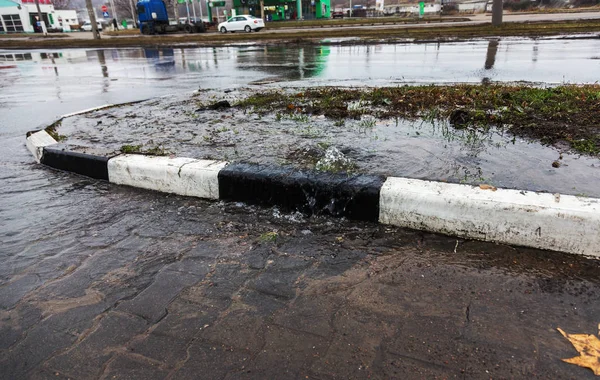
<box><xmin>1</xmin><ymin>164</ymin><xmax>600</xmax><ymax>379</ymax></box>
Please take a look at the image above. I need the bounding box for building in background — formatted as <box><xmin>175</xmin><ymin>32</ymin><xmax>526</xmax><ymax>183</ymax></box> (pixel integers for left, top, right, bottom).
<box><xmin>382</xmin><ymin>1</ymin><xmax>440</xmax><ymax>15</ymax></box>
<box><xmin>457</xmin><ymin>0</ymin><xmax>489</xmax><ymax>13</ymax></box>
<box><xmin>0</xmin><ymin>0</ymin><xmax>69</xmax><ymax>32</ymax></box>
<box><xmin>54</xmin><ymin>9</ymin><xmax>77</xmax><ymax>30</ymax></box>
<box><xmin>233</xmin><ymin>0</ymin><xmax>331</xmax><ymax>20</ymax></box>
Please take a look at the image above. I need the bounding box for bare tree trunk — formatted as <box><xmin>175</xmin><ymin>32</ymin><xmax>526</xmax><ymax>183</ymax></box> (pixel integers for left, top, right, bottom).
<box><xmin>85</xmin><ymin>0</ymin><xmax>101</xmax><ymax>39</ymax></box>
<box><xmin>34</xmin><ymin>0</ymin><xmax>47</xmax><ymax>36</ymax></box>
<box><xmin>491</xmin><ymin>0</ymin><xmax>502</xmax><ymax>26</ymax></box>
<box><xmin>174</xmin><ymin>0</ymin><xmax>180</xmax><ymax>20</ymax></box>
<box><xmin>130</xmin><ymin>0</ymin><xmax>137</xmax><ymax>27</ymax></box>
<box><xmin>260</xmin><ymin>0</ymin><xmax>264</xmax><ymax>20</ymax></box>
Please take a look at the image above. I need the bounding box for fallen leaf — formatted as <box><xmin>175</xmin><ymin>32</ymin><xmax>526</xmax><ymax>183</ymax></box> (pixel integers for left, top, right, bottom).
<box><xmin>479</xmin><ymin>184</ymin><xmax>497</xmax><ymax>191</ymax></box>
<box><xmin>557</xmin><ymin>325</ymin><xmax>600</xmax><ymax>375</ymax></box>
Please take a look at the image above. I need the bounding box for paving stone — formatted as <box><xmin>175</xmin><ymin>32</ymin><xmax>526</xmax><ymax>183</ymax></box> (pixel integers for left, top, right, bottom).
<box><xmin>116</xmin><ymin>269</ymin><xmax>201</xmax><ymax>323</ymax></box>
<box><xmin>225</xmin><ymin>325</ymin><xmax>328</xmax><ymax>380</ymax></box>
<box><xmin>99</xmin><ymin>354</ymin><xmax>169</xmax><ymax>380</ymax></box>
<box><xmin>165</xmin><ymin>258</ymin><xmax>211</xmax><ymax>278</ymax></box>
<box><xmin>0</xmin><ymin>325</ymin><xmax>76</xmax><ymax>379</ymax></box>
<box><xmin>46</xmin><ymin>312</ymin><xmax>148</xmax><ymax>379</ymax></box>
<box><xmin>0</xmin><ymin>303</ymin><xmax>43</xmax><ymax>350</ymax></box>
<box><xmin>129</xmin><ymin>300</ymin><xmax>219</xmax><ymax>366</ymax></box>
<box><xmin>273</xmin><ymin>295</ymin><xmax>339</xmax><ymax>338</ymax></box>
<box><xmin>42</xmin><ymin>302</ymin><xmax>110</xmax><ymax>337</ymax></box>
<box><xmin>0</xmin><ymin>274</ymin><xmax>41</xmax><ymax>310</ymax></box>
<box><xmin>199</xmin><ymin>310</ymin><xmax>265</xmax><ymax>352</ymax></box>
<box><xmin>171</xmin><ymin>340</ymin><xmax>251</xmax><ymax>380</ymax></box>
<box><xmin>246</xmin><ymin>270</ymin><xmax>301</xmax><ymax>300</ymax></box>
<box><xmin>310</xmin><ymin>307</ymin><xmax>396</xmax><ymax>379</ymax></box>
<box><xmin>236</xmin><ymin>288</ymin><xmax>288</xmax><ymax>316</ymax></box>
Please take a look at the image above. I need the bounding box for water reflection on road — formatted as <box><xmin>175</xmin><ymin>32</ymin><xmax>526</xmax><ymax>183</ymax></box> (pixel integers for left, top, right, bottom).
<box><xmin>1</xmin><ymin>38</ymin><xmax>599</xmax><ymax>190</ymax></box>
<box><xmin>2</xmin><ymin>38</ymin><xmax>600</xmax><ymax>127</ymax></box>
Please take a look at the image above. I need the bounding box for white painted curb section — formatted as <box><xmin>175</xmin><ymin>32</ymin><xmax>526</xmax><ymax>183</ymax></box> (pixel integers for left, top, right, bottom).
<box><xmin>61</xmin><ymin>104</ymin><xmax>113</xmax><ymax>118</ymax></box>
<box><xmin>26</xmin><ymin>130</ymin><xmax>57</xmax><ymax>163</ymax></box>
<box><xmin>379</xmin><ymin>177</ymin><xmax>600</xmax><ymax>257</ymax></box>
<box><xmin>108</xmin><ymin>155</ymin><xmax>228</xmax><ymax>200</ymax></box>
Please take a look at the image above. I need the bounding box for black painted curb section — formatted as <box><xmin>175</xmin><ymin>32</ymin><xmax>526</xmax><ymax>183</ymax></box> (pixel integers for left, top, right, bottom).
<box><xmin>40</xmin><ymin>147</ymin><xmax>110</xmax><ymax>180</ymax></box>
<box><xmin>219</xmin><ymin>163</ymin><xmax>385</xmax><ymax>222</ymax></box>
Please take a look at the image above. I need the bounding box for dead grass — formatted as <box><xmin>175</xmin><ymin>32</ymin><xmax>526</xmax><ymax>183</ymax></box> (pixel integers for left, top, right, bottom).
<box><xmin>238</xmin><ymin>84</ymin><xmax>600</xmax><ymax>156</ymax></box>
<box><xmin>0</xmin><ymin>32</ymin><xmax>70</xmax><ymax>39</ymax></box>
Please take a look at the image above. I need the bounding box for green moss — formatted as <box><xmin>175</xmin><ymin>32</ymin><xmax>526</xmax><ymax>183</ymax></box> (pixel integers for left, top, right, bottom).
<box><xmin>259</xmin><ymin>231</ymin><xmax>278</xmax><ymax>242</ymax></box>
<box><xmin>121</xmin><ymin>144</ymin><xmax>142</xmax><ymax>153</ymax></box>
<box><xmin>569</xmin><ymin>138</ymin><xmax>599</xmax><ymax>155</ymax></box>
<box><xmin>45</xmin><ymin>119</ymin><xmax>67</xmax><ymax>141</ymax></box>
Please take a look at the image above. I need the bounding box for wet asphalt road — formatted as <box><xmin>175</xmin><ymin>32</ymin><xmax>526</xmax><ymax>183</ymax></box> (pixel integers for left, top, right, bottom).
<box><xmin>1</xmin><ymin>40</ymin><xmax>600</xmax><ymax>379</ymax></box>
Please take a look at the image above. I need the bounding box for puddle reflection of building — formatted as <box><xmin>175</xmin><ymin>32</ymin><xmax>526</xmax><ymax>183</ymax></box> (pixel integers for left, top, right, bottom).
<box><xmin>482</xmin><ymin>39</ymin><xmax>498</xmax><ymax>84</ymax></box>
<box><xmin>235</xmin><ymin>46</ymin><xmax>330</xmax><ymax>80</ymax></box>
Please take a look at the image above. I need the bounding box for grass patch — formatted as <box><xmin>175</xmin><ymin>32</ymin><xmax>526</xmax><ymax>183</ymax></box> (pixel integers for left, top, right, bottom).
<box><xmin>237</xmin><ymin>84</ymin><xmax>600</xmax><ymax>155</ymax></box>
<box><xmin>0</xmin><ymin>33</ymin><xmax>70</xmax><ymax>39</ymax></box>
<box><xmin>45</xmin><ymin>119</ymin><xmax>67</xmax><ymax>141</ymax></box>
<box><xmin>121</xmin><ymin>144</ymin><xmax>142</xmax><ymax>153</ymax></box>
<box><xmin>120</xmin><ymin>144</ymin><xmax>170</xmax><ymax>155</ymax></box>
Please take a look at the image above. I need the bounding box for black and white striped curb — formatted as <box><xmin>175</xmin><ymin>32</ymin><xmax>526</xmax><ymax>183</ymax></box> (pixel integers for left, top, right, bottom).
<box><xmin>26</xmin><ymin>128</ymin><xmax>600</xmax><ymax>258</ymax></box>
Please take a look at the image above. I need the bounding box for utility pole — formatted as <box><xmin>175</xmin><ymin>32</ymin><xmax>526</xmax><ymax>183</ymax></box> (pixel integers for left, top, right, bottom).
<box><xmin>349</xmin><ymin>0</ymin><xmax>352</xmax><ymax>17</ymax></box>
<box><xmin>491</xmin><ymin>0</ymin><xmax>502</xmax><ymax>26</ymax></box>
<box><xmin>85</xmin><ymin>0</ymin><xmax>101</xmax><ymax>39</ymax></box>
<box><xmin>34</xmin><ymin>0</ymin><xmax>47</xmax><ymax>36</ymax></box>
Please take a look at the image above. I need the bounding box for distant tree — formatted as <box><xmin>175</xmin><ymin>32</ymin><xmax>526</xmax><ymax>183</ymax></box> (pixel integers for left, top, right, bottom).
<box><xmin>112</xmin><ymin>0</ymin><xmax>136</xmax><ymax>20</ymax></box>
<box><xmin>52</xmin><ymin>0</ymin><xmax>72</xmax><ymax>9</ymax></box>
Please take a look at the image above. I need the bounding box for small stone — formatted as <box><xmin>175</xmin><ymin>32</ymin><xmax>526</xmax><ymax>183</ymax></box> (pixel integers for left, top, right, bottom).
<box><xmin>449</xmin><ymin>109</ymin><xmax>470</xmax><ymax>129</ymax></box>
<box><xmin>208</xmin><ymin>100</ymin><xmax>231</xmax><ymax>110</ymax></box>
<box><xmin>552</xmin><ymin>160</ymin><xmax>561</xmax><ymax>168</ymax></box>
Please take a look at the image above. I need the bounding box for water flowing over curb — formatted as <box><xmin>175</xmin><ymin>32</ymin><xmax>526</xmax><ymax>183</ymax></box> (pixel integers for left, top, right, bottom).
<box><xmin>26</xmin><ymin>128</ymin><xmax>600</xmax><ymax>258</ymax></box>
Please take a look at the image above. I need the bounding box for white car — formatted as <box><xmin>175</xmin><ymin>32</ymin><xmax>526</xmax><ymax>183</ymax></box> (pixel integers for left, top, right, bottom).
<box><xmin>81</xmin><ymin>21</ymin><xmax>103</xmax><ymax>31</ymax></box>
<box><xmin>218</xmin><ymin>15</ymin><xmax>264</xmax><ymax>33</ymax></box>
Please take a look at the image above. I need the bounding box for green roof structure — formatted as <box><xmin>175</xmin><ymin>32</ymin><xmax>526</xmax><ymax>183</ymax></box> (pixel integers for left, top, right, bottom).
<box><xmin>0</xmin><ymin>0</ymin><xmax>20</xmax><ymax>7</ymax></box>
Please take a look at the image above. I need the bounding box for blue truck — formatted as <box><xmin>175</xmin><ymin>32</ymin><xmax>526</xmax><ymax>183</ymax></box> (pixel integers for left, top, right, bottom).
<box><xmin>137</xmin><ymin>0</ymin><xmax>206</xmax><ymax>35</ymax></box>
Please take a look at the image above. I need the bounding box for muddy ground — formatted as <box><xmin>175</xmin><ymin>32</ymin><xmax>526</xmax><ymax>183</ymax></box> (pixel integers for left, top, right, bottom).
<box><xmin>1</xmin><ymin>169</ymin><xmax>600</xmax><ymax>379</ymax></box>
<box><xmin>55</xmin><ymin>87</ymin><xmax>600</xmax><ymax>198</ymax></box>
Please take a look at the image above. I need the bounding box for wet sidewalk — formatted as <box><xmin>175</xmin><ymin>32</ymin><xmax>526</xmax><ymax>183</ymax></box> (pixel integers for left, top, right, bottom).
<box><xmin>1</xmin><ymin>174</ymin><xmax>600</xmax><ymax>379</ymax></box>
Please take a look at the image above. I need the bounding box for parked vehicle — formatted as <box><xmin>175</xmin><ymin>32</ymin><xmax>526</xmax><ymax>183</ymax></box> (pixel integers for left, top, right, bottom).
<box><xmin>332</xmin><ymin>10</ymin><xmax>344</xmax><ymax>18</ymax></box>
<box><xmin>81</xmin><ymin>21</ymin><xmax>103</xmax><ymax>31</ymax></box>
<box><xmin>137</xmin><ymin>0</ymin><xmax>206</xmax><ymax>34</ymax></box>
<box><xmin>218</xmin><ymin>15</ymin><xmax>264</xmax><ymax>33</ymax></box>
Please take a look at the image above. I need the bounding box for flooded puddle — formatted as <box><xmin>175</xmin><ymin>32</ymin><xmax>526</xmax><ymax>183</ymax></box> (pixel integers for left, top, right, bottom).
<box><xmin>57</xmin><ymin>89</ymin><xmax>600</xmax><ymax>198</ymax></box>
